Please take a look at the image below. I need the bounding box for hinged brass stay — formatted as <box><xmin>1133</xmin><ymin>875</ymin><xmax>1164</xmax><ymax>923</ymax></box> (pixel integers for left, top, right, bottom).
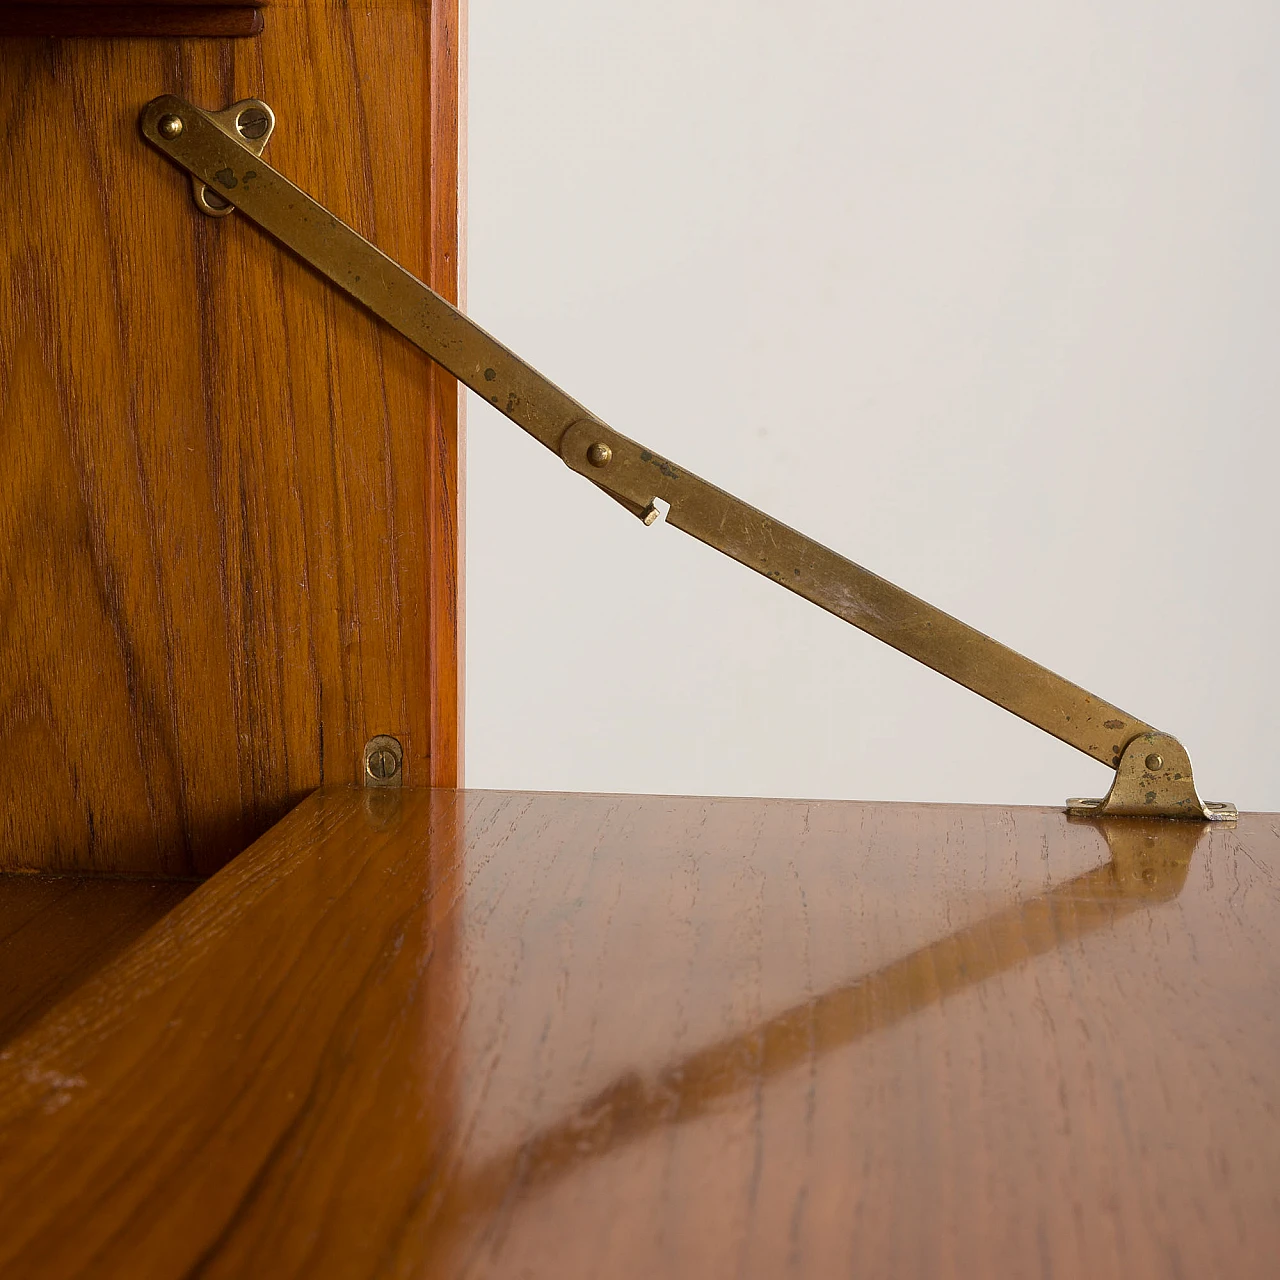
<box><xmin>139</xmin><ymin>95</ymin><xmax>1236</xmax><ymax>821</ymax></box>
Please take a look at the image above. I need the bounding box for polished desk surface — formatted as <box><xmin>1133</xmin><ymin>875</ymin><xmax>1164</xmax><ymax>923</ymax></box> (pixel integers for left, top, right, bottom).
<box><xmin>0</xmin><ymin>788</ymin><xmax>1277</xmax><ymax>1278</ymax></box>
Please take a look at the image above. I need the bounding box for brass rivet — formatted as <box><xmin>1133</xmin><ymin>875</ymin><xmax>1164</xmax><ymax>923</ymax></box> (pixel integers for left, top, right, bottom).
<box><xmin>587</xmin><ymin>442</ymin><xmax>613</xmax><ymax>468</ymax></box>
<box><xmin>1145</xmin><ymin>753</ymin><xmax>1164</xmax><ymax>771</ymax></box>
<box><xmin>157</xmin><ymin>114</ymin><xmax>184</xmax><ymax>140</ymax></box>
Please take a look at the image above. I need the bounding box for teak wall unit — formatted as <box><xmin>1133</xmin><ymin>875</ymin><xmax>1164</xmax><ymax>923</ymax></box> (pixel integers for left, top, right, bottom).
<box><xmin>3</xmin><ymin>10</ymin><xmax>1279</xmax><ymax>1278</ymax></box>
<box><xmin>1</xmin><ymin>0</ymin><xmax>464</xmax><ymax>876</ymax></box>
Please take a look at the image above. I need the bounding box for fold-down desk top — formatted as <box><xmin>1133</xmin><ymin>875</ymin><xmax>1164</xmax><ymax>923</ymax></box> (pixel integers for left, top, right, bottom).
<box><xmin>0</xmin><ymin>789</ymin><xmax>1277</xmax><ymax>1278</ymax></box>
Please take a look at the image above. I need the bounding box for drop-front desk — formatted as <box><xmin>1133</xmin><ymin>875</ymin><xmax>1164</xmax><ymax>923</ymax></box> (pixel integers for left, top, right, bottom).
<box><xmin>3</xmin><ymin>3</ymin><xmax>1278</xmax><ymax>1275</ymax></box>
<box><xmin>1</xmin><ymin>788</ymin><xmax>1278</xmax><ymax>1278</ymax></box>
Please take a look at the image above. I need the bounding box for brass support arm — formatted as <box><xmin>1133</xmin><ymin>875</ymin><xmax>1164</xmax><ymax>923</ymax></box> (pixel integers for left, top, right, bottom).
<box><xmin>138</xmin><ymin>95</ymin><xmax>1234</xmax><ymax>820</ymax></box>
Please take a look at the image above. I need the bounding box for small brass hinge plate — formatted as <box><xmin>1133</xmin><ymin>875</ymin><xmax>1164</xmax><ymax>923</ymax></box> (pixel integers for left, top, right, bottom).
<box><xmin>158</xmin><ymin>98</ymin><xmax>274</xmax><ymax>217</ymax></box>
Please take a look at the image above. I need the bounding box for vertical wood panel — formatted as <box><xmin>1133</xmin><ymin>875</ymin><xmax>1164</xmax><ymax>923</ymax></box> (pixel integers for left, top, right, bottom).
<box><xmin>0</xmin><ymin>0</ymin><xmax>463</xmax><ymax>874</ymax></box>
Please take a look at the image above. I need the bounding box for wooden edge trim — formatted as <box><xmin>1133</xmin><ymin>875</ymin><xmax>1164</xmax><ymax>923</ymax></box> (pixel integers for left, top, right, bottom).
<box><xmin>426</xmin><ymin>0</ymin><xmax>466</xmax><ymax>787</ymax></box>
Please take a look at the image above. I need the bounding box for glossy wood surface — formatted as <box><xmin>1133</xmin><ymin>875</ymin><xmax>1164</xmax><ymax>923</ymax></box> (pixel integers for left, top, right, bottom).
<box><xmin>0</xmin><ymin>0</ymin><xmax>463</xmax><ymax>876</ymax></box>
<box><xmin>0</xmin><ymin>873</ymin><xmax>193</xmax><ymax>1044</ymax></box>
<box><xmin>0</xmin><ymin>788</ymin><xmax>1277</xmax><ymax>1278</ymax></box>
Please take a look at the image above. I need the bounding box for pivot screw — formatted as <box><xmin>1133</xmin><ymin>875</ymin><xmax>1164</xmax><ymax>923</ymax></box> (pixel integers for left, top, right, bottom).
<box><xmin>157</xmin><ymin>114</ymin><xmax>184</xmax><ymax>139</ymax></box>
<box><xmin>363</xmin><ymin>735</ymin><xmax>403</xmax><ymax>788</ymax></box>
<box><xmin>1145</xmin><ymin>753</ymin><xmax>1164</xmax><ymax>771</ymax></box>
<box><xmin>587</xmin><ymin>442</ymin><xmax>613</xmax><ymax>468</ymax></box>
<box><xmin>236</xmin><ymin>107</ymin><xmax>270</xmax><ymax>141</ymax></box>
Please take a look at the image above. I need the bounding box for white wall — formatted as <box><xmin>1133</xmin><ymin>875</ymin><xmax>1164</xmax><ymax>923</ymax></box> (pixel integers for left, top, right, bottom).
<box><xmin>465</xmin><ymin>1</ymin><xmax>1280</xmax><ymax>810</ymax></box>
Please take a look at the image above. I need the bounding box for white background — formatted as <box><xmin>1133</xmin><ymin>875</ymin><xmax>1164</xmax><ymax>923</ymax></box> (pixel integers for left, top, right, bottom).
<box><xmin>464</xmin><ymin>1</ymin><xmax>1279</xmax><ymax>809</ymax></box>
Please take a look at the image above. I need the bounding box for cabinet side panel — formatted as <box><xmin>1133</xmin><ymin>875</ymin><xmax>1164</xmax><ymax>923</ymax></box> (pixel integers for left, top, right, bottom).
<box><xmin>0</xmin><ymin>1</ymin><xmax>462</xmax><ymax>874</ymax></box>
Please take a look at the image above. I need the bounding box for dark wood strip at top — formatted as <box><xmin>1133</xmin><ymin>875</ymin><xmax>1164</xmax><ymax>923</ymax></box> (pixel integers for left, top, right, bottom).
<box><xmin>0</xmin><ymin>6</ymin><xmax>264</xmax><ymax>37</ymax></box>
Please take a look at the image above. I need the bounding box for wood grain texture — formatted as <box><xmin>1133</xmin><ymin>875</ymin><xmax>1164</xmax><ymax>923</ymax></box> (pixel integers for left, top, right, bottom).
<box><xmin>0</xmin><ymin>873</ymin><xmax>193</xmax><ymax>1044</ymax></box>
<box><xmin>0</xmin><ymin>7</ymin><xmax>264</xmax><ymax>37</ymax></box>
<box><xmin>0</xmin><ymin>0</ymin><xmax>464</xmax><ymax>874</ymax></box>
<box><xmin>0</xmin><ymin>788</ymin><xmax>1277</xmax><ymax>1278</ymax></box>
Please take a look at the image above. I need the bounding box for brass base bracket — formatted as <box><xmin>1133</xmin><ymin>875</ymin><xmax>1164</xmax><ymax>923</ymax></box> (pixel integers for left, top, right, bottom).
<box><xmin>1067</xmin><ymin>732</ymin><xmax>1236</xmax><ymax>821</ymax></box>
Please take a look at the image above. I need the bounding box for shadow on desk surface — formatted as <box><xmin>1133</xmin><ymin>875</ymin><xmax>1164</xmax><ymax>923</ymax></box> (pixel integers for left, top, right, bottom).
<box><xmin>0</xmin><ymin>874</ymin><xmax>194</xmax><ymax>1046</ymax></box>
<box><xmin>0</xmin><ymin>789</ymin><xmax>1277</xmax><ymax>1279</ymax></box>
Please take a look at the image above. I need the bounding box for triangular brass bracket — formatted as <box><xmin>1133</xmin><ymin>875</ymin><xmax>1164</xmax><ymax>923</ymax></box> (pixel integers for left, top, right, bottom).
<box><xmin>1067</xmin><ymin>732</ymin><xmax>1236</xmax><ymax>821</ymax></box>
<box><xmin>178</xmin><ymin>100</ymin><xmax>275</xmax><ymax>217</ymax></box>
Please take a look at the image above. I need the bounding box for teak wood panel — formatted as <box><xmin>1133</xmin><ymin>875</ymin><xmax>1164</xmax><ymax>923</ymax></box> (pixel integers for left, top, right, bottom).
<box><xmin>0</xmin><ymin>789</ymin><xmax>1277</xmax><ymax>1277</ymax></box>
<box><xmin>0</xmin><ymin>0</ymin><xmax>463</xmax><ymax>875</ymax></box>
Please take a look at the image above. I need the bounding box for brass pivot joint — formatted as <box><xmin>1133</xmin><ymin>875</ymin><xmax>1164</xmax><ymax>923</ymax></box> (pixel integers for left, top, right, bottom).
<box><xmin>1068</xmin><ymin>732</ymin><xmax>1235</xmax><ymax>821</ymax></box>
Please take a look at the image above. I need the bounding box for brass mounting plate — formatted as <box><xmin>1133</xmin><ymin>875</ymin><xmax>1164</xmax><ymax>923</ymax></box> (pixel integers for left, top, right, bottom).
<box><xmin>1067</xmin><ymin>732</ymin><xmax>1236</xmax><ymax>821</ymax></box>
<box><xmin>182</xmin><ymin>99</ymin><xmax>275</xmax><ymax>216</ymax></box>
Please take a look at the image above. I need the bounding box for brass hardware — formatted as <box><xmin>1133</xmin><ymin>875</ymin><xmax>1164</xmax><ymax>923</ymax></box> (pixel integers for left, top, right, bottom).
<box><xmin>234</xmin><ymin>105</ymin><xmax>271</xmax><ymax>141</ymax></box>
<box><xmin>169</xmin><ymin>98</ymin><xmax>275</xmax><ymax>218</ymax></box>
<box><xmin>1067</xmin><ymin>733</ymin><xmax>1235</xmax><ymax>821</ymax></box>
<box><xmin>363</xmin><ymin>735</ymin><xmax>403</xmax><ymax>789</ymax></box>
<box><xmin>140</xmin><ymin>95</ymin><xmax>1236</xmax><ymax>821</ymax></box>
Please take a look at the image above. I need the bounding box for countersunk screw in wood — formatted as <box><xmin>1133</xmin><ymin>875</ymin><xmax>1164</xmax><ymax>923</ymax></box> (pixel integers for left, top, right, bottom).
<box><xmin>236</xmin><ymin>107</ymin><xmax>270</xmax><ymax>140</ymax></box>
<box><xmin>369</xmin><ymin>749</ymin><xmax>397</xmax><ymax>779</ymax></box>
<box><xmin>364</xmin><ymin>735</ymin><xmax>403</xmax><ymax>788</ymax></box>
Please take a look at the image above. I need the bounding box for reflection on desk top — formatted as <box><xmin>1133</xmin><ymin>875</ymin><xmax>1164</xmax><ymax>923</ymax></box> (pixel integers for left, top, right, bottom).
<box><xmin>0</xmin><ymin>788</ymin><xmax>1277</xmax><ymax>1278</ymax></box>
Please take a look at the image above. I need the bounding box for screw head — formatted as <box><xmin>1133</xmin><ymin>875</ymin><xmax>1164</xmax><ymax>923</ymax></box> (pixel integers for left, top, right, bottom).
<box><xmin>368</xmin><ymin>748</ymin><xmax>398</xmax><ymax>780</ymax></box>
<box><xmin>1145</xmin><ymin>753</ymin><xmax>1164</xmax><ymax>772</ymax></box>
<box><xmin>236</xmin><ymin>107</ymin><xmax>270</xmax><ymax>141</ymax></box>
<box><xmin>157</xmin><ymin>114</ymin><xmax>184</xmax><ymax>140</ymax></box>
<box><xmin>586</xmin><ymin>442</ymin><xmax>613</xmax><ymax>468</ymax></box>
<box><xmin>363</xmin><ymin>734</ymin><xmax>403</xmax><ymax>787</ymax></box>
